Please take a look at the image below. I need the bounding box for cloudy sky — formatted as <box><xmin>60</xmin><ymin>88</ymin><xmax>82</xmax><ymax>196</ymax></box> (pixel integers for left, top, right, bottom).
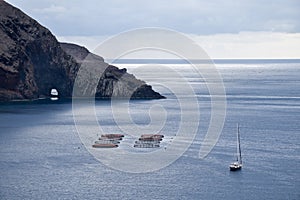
<box><xmin>6</xmin><ymin>0</ymin><xmax>300</xmax><ymax>58</ymax></box>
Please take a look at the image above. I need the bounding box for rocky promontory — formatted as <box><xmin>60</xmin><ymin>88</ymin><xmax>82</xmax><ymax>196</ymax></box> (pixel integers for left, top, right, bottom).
<box><xmin>0</xmin><ymin>1</ymin><xmax>164</xmax><ymax>101</ymax></box>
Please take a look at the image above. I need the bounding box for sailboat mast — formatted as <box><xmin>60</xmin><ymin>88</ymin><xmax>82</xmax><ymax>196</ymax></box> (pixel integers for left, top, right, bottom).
<box><xmin>236</xmin><ymin>124</ymin><xmax>239</xmax><ymax>161</ymax></box>
<box><xmin>237</xmin><ymin>124</ymin><xmax>242</xmax><ymax>164</ymax></box>
<box><xmin>230</xmin><ymin>124</ymin><xmax>243</xmax><ymax>170</ymax></box>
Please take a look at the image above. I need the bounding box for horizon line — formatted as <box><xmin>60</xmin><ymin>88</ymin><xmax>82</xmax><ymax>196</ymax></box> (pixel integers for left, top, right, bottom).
<box><xmin>106</xmin><ymin>58</ymin><xmax>300</xmax><ymax>64</ymax></box>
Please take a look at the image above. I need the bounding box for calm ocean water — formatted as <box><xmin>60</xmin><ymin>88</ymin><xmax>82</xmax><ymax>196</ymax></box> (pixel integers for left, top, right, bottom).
<box><xmin>0</xmin><ymin>60</ymin><xmax>299</xmax><ymax>199</ymax></box>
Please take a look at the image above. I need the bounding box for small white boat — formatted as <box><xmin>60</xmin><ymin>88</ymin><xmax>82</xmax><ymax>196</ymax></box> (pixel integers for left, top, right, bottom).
<box><xmin>229</xmin><ymin>124</ymin><xmax>242</xmax><ymax>171</ymax></box>
<box><xmin>50</xmin><ymin>89</ymin><xmax>58</xmax><ymax>97</ymax></box>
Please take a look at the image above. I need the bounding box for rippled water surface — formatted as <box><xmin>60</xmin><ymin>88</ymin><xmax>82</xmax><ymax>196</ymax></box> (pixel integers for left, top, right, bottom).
<box><xmin>0</xmin><ymin>60</ymin><xmax>299</xmax><ymax>199</ymax></box>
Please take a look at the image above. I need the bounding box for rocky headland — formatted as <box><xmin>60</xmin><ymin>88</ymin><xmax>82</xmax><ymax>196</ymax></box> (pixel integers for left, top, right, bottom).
<box><xmin>0</xmin><ymin>1</ymin><xmax>164</xmax><ymax>101</ymax></box>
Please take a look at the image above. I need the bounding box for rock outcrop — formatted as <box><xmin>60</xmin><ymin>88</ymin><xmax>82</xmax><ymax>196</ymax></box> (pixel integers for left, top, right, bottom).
<box><xmin>0</xmin><ymin>1</ymin><xmax>164</xmax><ymax>101</ymax></box>
<box><xmin>60</xmin><ymin>43</ymin><xmax>164</xmax><ymax>99</ymax></box>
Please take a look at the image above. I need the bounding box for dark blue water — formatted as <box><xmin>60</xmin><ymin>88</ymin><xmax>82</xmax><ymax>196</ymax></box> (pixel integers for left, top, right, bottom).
<box><xmin>0</xmin><ymin>61</ymin><xmax>299</xmax><ymax>199</ymax></box>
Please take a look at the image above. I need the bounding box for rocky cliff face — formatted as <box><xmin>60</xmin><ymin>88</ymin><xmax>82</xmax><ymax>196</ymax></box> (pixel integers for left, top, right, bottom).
<box><xmin>60</xmin><ymin>43</ymin><xmax>164</xmax><ymax>99</ymax></box>
<box><xmin>0</xmin><ymin>1</ymin><xmax>78</xmax><ymax>100</ymax></box>
<box><xmin>0</xmin><ymin>1</ymin><xmax>164</xmax><ymax>101</ymax></box>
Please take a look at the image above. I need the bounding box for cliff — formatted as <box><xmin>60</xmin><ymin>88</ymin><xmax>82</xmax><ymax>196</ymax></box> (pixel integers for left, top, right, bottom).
<box><xmin>0</xmin><ymin>1</ymin><xmax>164</xmax><ymax>101</ymax></box>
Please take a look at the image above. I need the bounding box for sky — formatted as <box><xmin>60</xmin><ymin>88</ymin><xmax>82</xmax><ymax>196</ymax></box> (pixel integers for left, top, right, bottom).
<box><xmin>5</xmin><ymin>0</ymin><xmax>300</xmax><ymax>59</ymax></box>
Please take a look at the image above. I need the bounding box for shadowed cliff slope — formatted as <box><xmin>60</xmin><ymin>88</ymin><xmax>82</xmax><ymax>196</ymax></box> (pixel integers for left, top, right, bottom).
<box><xmin>0</xmin><ymin>1</ymin><xmax>164</xmax><ymax>101</ymax></box>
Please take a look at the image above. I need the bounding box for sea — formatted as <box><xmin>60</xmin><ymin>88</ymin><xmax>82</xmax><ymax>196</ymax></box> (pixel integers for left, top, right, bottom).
<box><xmin>0</xmin><ymin>59</ymin><xmax>299</xmax><ymax>199</ymax></box>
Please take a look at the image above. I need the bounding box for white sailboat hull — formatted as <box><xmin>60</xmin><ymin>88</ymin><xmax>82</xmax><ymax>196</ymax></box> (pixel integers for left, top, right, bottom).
<box><xmin>229</xmin><ymin>162</ymin><xmax>242</xmax><ymax>171</ymax></box>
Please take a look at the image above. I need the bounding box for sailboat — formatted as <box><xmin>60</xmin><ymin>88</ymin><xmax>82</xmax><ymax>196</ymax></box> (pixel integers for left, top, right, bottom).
<box><xmin>229</xmin><ymin>124</ymin><xmax>242</xmax><ymax>171</ymax></box>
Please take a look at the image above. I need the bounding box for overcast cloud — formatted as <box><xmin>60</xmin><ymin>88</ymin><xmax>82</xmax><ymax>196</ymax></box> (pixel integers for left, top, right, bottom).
<box><xmin>5</xmin><ymin>0</ymin><xmax>300</xmax><ymax>58</ymax></box>
<box><xmin>6</xmin><ymin>0</ymin><xmax>300</xmax><ymax>36</ymax></box>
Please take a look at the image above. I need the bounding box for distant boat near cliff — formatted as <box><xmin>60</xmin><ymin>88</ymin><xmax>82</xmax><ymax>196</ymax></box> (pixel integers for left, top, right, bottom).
<box><xmin>50</xmin><ymin>89</ymin><xmax>59</xmax><ymax>100</ymax></box>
